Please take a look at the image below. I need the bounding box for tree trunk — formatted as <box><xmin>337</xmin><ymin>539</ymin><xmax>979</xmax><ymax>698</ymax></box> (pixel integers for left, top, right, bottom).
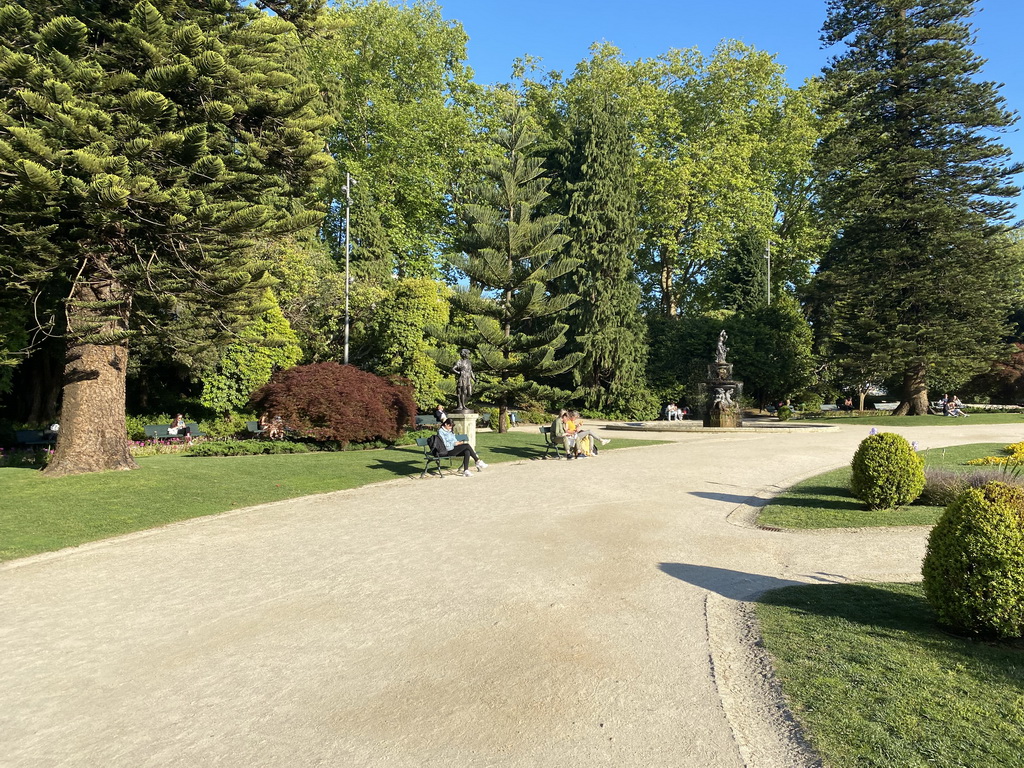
<box><xmin>857</xmin><ymin>387</ymin><xmax>867</xmax><ymax>412</ymax></box>
<box><xmin>893</xmin><ymin>363</ymin><xmax>929</xmax><ymax>416</ymax></box>
<box><xmin>497</xmin><ymin>401</ymin><xmax>508</xmax><ymax>434</ymax></box>
<box><xmin>44</xmin><ymin>277</ymin><xmax>137</xmax><ymax>476</ymax></box>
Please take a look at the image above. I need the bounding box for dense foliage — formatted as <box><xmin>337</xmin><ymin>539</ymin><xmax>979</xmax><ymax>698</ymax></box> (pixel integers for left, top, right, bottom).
<box><xmin>250</xmin><ymin>363</ymin><xmax>415</xmax><ymax>444</ymax></box>
<box><xmin>850</xmin><ymin>432</ymin><xmax>925</xmax><ymax>509</ymax></box>
<box><xmin>0</xmin><ymin>0</ymin><xmax>332</xmax><ymax>474</ymax></box>
<box><xmin>1</xmin><ymin>0</ymin><xmax>1021</xmax><ymax>473</ymax></box>
<box><xmin>922</xmin><ymin>482</ymin><xmax>1024</xmax><ymax>638</ymax></box>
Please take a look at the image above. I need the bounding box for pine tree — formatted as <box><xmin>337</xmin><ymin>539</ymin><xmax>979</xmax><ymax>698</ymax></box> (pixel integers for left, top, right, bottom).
<box><xmin>446</xmin><ymin>101</ymin><xmax>581</xmax><ymax>432</ymax></box>
<box><xmin>0</xmin><ymin>1</ymin><xmax>332</xmax><ymax>474</ymax></box>
<box><xmin>560</xmin><ymin>96</ymin><xmax>649</xmax><ymax>416</ymax></box>
<box><xmin>812</xmin><ymin>0</ymin><xmax>1021</xmax><ymax>415</ymax></box>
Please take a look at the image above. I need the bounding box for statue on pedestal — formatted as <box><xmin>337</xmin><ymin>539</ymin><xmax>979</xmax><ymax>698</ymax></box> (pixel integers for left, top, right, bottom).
<box><xmin>453</xmin><ymin>348</ymin><xmax>475</xmax><ymax>412</ymax></box>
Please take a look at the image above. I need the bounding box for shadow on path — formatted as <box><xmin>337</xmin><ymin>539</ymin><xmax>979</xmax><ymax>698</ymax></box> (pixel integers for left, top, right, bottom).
<box><xmin>658</xmin><ymin>562</ymin><xmax>846</xmax><ymax>601</ymax></box>
<box><xmin>689</xmin><ymin>491</ymin><xmax>768</xmax><ymax>506</ymax></box>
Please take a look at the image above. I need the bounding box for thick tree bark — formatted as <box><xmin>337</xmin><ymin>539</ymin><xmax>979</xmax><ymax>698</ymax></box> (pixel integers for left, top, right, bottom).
<box><xmin>44</xmin><ymin>276</ymin><xmax>137</xmax><ymax>476</ymax></box>
<box><xmin>893</xmin><ymin>363</ymin><xmax>930</xmax><ymax>416</ymax></box>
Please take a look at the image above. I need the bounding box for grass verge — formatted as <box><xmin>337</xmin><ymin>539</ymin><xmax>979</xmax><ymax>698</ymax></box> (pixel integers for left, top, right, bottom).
<box><xmin>0</xmin><ymin>431</ymin><xmax>662</xmax><ymax>562</ymax></box>
<box><xmin>758</xmin><ymin>443</ymin><xmax>1007</xmax><ymax>529</ymax></box>
<box><xmin>756</xmin><ymin>583</ymin><xmax>1024</xmax><ymax>768</ymax></box>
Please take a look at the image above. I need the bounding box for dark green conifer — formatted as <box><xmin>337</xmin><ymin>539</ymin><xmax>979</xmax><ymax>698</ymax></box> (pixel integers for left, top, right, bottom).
<box><xmin>0</xmin><ymin>0</ymin><xmax>332</xmax><ymax>474</ymax></box>
<box><xmin>560</xmin><ymin>96</ymin><xmax>650</xmax><ymax>416</ymax></box>
<box><xmin>812</xmin><ymin>0</ymin><xmax>1022</xmax><ymax>415</ymax></box>
<box><xmin>445</xmin><ymin>101</ymin><xmax>581</xmax><ymax>431</ymax></box>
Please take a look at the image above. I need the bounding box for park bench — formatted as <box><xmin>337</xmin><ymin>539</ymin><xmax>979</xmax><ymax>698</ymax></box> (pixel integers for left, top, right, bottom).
<box><xmin>539</xmin><ymin>425</ymin><xmax>563</xmax><ymax>459</ymax></box>
<box><xmin>874</xmin><ymin>402</ymin><xmax>899</xmax><ymax>411</ymax></box>
<box><xmin>15</xmin><ymin>429</ymin><xmax>56</xmax><ymax>447</ymax></box>
<box><xmin>820</xmin><ymin>404</ymin><xmax>839</xmax><ymax>412</ymax></box>
<box><xmin>246</xmin><ymin>421</ymin><xmax>265</xmax><ymax>435</ymax></box>
<box><xmin>415</xmin><ymin>414</ymin><xmax>438</xmax><ymax>428</ymax></box>
<box><xmin>479</xmin><ymin>412</ymin><xmax>491</xmax><ymax>428</ymax></box>
<box><xmin>143</xmin><ymin>423</ymin><xmax>202</xmax><ymax>441</ymax></box>
<box><xmin>416</xmin><ymin>433</ymin><xmax>469</xmax><ymax>478</ymax></box>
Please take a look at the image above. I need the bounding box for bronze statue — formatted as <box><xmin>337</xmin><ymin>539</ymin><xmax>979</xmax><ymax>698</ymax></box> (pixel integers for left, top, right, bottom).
<box><xmin>715</xmin><ymin>330</ymin><xmax>729</xmax><ymax>364</ymax></box>
<box><xmin>453</xmin><ymin>348</ymin><xmax>475</xmax><ymax>412</ymax></box>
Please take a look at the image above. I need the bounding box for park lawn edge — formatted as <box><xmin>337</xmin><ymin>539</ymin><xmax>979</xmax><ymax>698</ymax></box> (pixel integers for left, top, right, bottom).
<box><xmin>755</xmin><ymin>582</ymin><xmax>1024</xmax><ymax>768</ymax></box>
<box><xmin>0</xmin><ymin>432</ymin><xmax>665</xmax><ymax>562</ymax></box>
<box><xmin>756</xmin><ymin>442</ymin><xmax>1010</xmax><ymax>529</ymax></box>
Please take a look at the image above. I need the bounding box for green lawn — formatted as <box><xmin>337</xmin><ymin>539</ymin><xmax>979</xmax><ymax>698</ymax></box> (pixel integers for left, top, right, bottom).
<box><xmin>800</xmin><ymin>412</ymin><xmax>1023</xmax><ymax>426</ymax></box>
<box><xmin>757</xmin><ymin>583</ymin><xmax>1024</xmax><ymax>768</ymax></box>
<box><xmin>758</xmin><ymin>443</ymin><xmax>1009</xmax><ymax>529</ymax></box>
<box><xmin>0</xmin><ymin>431</ymin><xmax>664</xmax><ymax>562</ymax></box>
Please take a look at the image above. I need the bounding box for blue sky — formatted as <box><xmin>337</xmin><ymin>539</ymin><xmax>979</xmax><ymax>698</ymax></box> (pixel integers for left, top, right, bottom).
<box><xmin>435</xmin><ymin>0</ymin><xmax>1023</xmax><ymax>214</ymax></box>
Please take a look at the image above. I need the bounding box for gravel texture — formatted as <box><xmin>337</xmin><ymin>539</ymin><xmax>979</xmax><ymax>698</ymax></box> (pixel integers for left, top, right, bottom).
<box><xmin>3</xmin><ymin>421</ymin><xmax>1018</xmax><ymax>767</ymax></box>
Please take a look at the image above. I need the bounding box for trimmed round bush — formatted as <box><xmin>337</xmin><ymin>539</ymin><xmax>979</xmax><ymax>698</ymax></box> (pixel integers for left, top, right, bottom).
<box><xmin>250</xmin><ymin>363</ymin><xmax>416</xmax><ymax>445</ymax></box>
<box><xmin>922</xmin><ymin>482</ymin><xmax>1024</xmax><ymax>638</ymax></box>
<box><xmin>850</xmin><ymin>432</ymin><xmax>925</xmax><ymax>509</ymax></box>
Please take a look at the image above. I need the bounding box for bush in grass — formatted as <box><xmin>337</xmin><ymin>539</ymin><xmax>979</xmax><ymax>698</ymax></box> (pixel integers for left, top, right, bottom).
<box><xmin>187</xmin><ymin>440</ymin><xmax>312</xmax><ymax>457</ymax></box>
<box><xmin>776</xmin><ymin>405</ymin><xmax>793</xmax><ymax>421</ymax></box>
<box><xmin>850</xmin><ymin>432</ymin><xmax>925</xmax><ymax>509</ymax></box>
<box><xmin>250</xmin><ymin>363</ymin><xmax>415</xmax><ymax>445</ymax></box>
<box><xmin>922</xmin><ymin>482</ymin><xmax>1024</xmax><ymax>638</ymax></box>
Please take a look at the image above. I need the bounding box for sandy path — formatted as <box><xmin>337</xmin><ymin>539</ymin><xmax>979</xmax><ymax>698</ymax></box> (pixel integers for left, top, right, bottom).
<box><xmin>2</xmin><ymin>421</ymin><xmax>1019</xmax><ymax>767</ymax></box>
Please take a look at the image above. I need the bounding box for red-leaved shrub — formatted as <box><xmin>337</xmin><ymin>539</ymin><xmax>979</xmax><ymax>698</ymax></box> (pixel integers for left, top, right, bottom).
<box><xmin>250</xmin><ymin>363</ymin><xmax>416</xmax><ymax>444</ymax></box>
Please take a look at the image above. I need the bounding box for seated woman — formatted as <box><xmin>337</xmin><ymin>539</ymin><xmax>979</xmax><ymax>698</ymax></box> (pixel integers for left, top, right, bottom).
<box><xmin>435</xmin><ymin>418</ymin><xmax>488</xmax><ymax>476</ymax></box>
<box><xmin>948</xmin><ymin>396</ymin><xmax>968</xmax><ymax>418</ymax></box>
<box><xmin>569</xmin><ymin>411</ymin><xmax>610</xmax><ymax>458</ymax></box>
<box><xmin>168</xmin><ymin>413</ymin><xmax>192</xmax><ymax>444</ymax></box>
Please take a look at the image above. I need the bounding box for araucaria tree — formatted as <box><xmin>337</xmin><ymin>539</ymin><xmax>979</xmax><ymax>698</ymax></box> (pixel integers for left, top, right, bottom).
<box><xmin>812</xmin><ymin>0</ymin><xmax>1022</xmax><ymax>415</ymax></box>
<box><xmin>449</xmin><ymin>101</ymin><xmax>581</xmax><ymax>432</ymax></box>
<box><xmin>560</xmin><ymin>95</ymin><xmax>648</xmax><ymax>416</ymax></box>
<box><xmin>0</xmin><ymin>1</ymin><xmax>332</xmax><ymax>474</ymax></box>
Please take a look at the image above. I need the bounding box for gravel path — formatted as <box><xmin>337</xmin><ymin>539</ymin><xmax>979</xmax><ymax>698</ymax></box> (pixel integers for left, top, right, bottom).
<box><xmin>2</xmin><ymin>421</ymin><xmax>1019</xmax><ymax>767</ymax></box>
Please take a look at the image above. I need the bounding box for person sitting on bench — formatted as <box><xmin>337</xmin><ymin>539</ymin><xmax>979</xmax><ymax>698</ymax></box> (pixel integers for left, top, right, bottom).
<box><xmin>551</xmin><ymin>410</ymin><xmax>575</xmax><ymax>458</ymax></box>
<box><xmin>569</xmin><ymin>411</ymin><xmax>610</xmax><ymax>457</ymax></box>
<box><xmin>435</xmin><ymin>419</ymin><xmax>488</xmax><ymax>476</ymax></box>
<box><xmin>168</xmin><ymin>414</ymin><xmax>192</xmax><ymax>443</ymax></box>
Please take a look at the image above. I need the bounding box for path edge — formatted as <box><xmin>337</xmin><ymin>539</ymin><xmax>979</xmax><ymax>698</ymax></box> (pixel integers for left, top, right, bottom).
<box><xmin>705</xmin><ymin>592</ymin><xmax>823</xmax><ymax>768</ymax></box>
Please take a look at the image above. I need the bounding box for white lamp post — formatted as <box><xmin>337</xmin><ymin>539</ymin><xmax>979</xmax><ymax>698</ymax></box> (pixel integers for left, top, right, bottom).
<box><xmin>764</xmin><ymin>238</ymin><xmax>772</xmax><ymax>306</ymax></box>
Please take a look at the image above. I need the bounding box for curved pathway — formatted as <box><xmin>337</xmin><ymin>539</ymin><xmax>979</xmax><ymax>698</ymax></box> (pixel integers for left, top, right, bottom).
<box><xmin>2</xmin><ymin>421</ymin><xmax>1019</xmax><ymax>767</ymax></box>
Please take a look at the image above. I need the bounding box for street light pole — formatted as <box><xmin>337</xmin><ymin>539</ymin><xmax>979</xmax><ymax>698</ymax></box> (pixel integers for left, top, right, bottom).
<box><xmin>342</xmin><ymin>172</ymin><xmax>355</xmax><ymax>365</ymax></box>
<box><xmin>764</xmin><ymin>238</ymin><xmax>771</xmax><ymax>306</ymax></box>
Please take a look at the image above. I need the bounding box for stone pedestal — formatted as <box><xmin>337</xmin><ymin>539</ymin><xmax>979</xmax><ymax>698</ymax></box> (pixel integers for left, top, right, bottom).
<box><xmin>703</xmin><ymin>362</ymin><xmax>744</xmax><ymax>428</ymax></box>
<box><xmin>449</xmin><ymin>411</ymin><xmax>477</xmax><ymax>448</ymax></box>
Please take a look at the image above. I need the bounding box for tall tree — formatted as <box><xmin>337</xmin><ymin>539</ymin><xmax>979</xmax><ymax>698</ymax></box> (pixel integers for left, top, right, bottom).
<box><xmin>0</xmin><ymin>1</ymin><xmax>332</xmax><ymax>474</ymax></box>
<box><xmin>813</xmin><ymin>0</ymin><xmax>1022</xmax><ymax>415</ymax></box>
<box><xmin>559</xmin><ymin>94</ymin><xmax>649</xmax><ymax>415</ymax></box>
<box><xmin>446</xmin><ymin>100</ymin><xmax>581</xmax><ymax>431</ymax></box>
<box><xmin>309</xmin><ymin>0</ymin><xmax>477</xmax><ymax>278</ymax></box>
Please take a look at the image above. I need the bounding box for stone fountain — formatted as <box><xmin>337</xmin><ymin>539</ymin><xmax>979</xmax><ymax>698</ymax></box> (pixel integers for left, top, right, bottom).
<box><xmin>703</xmin><ymin>330</ymin><xmax>743</xmax><ymax>428</ymax></box>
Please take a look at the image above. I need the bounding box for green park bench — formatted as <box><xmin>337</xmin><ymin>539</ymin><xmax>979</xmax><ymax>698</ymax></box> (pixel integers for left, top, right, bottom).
<box><xmin>15</xmin><ymin>429</ymin><xmax>57</xmax><ymax>447</ymax></box>
<box><xmin>143</xmin><ymin>423</ymin><xmax>202</xmax><ymax>441</ymax></box>
<box><xmin>539</xmin><ymin>425</ymin><xmax>563</xmax><ymax>459</ymax></box>
<box><xmin>416</xmin><ymin>434</ymin><xmax>469</xmax><ymax>478</ymax></box>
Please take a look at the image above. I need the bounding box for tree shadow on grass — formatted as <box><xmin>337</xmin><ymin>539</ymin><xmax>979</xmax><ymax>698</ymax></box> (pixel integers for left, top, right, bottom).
<box><xmin>369</xmin><ymin>455</ymin><xmax>429</xmax><ymax>477</ymax></box>
<box><xmin>769</xmin><ymin>485</ymin><xmax>864</xmax><ymax>512</ymax></box>
<box><xmin>483</xmin><ymin>445</ymin><xmax>547</xmax><ymax>460</ymax></box>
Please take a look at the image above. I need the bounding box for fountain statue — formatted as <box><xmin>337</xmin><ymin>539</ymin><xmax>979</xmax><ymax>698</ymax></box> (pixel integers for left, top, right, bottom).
<box><xmin>703</xmin><ymin>331</ymin><xmax>743</xmax><ymax>428</ymax></box>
